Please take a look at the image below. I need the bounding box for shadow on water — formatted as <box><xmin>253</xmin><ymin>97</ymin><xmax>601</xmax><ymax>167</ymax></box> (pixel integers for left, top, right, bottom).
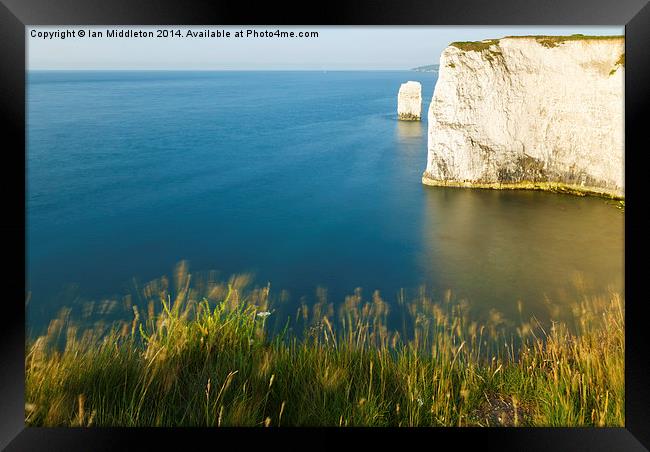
<box><xmin>420</xmin><ymin>187</ymin><xmax>624</xmax><ymax>323</ymax></box>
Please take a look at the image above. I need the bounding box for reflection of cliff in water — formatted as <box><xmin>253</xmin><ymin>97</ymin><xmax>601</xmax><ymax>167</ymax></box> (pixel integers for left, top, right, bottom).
<box><xmin>420</xmin><ymin>187</ymin><xmax>624</xmax><ymax>323</ymax></box>
<box><xmin>395</xmin><ymin>116</ymin><xmax>424</xmax><ymax>141</ymax></box>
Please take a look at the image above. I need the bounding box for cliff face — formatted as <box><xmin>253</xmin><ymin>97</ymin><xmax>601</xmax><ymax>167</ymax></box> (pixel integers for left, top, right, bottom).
<box><xmin>397</xmin><ymin>81</ymin><xmax>422</xmax><ymax>120</ymax></box>
<box><xmin>422</xmin><ymin>36</ymin><xmax>624</xmax><ymax>198</ymax></box>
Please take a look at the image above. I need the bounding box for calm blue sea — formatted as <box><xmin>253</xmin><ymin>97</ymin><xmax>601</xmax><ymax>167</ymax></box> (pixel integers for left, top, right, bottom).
<box><xmin>27</xmin><ymin>70</ymin><xmax>624</xmax><ymax>332</ymax></box>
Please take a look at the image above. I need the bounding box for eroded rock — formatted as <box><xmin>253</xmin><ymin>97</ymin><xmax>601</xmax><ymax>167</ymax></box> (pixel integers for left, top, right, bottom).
<box><xmin>422</xmin><ymin>36</ymin><xmax>624</xmax><ymax>198</ymax></box>
<box><xmin>398</xmin><ymin>81</ymin><xmax>422</xmax><ymax>121</ymax></box>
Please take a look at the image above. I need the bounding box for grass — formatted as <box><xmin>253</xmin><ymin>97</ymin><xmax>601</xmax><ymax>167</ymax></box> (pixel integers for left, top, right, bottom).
<box><xmin>25</xmin><ymin>264</ymin><xmax>624</xmax><ymax>427</ymax></box>
<box><xmin>450</xmin><ymin>39</ymin><xmax>500</xmax><ymax>52</ymax></box>
<box><xmin>521</xmin><ymin>34</ymin><xmax>623</xmax><ymax>48</ymax></box>
<box><xmin>450</xmin><ymin>35</ymin><xmax>624</xmax><ymax>52</ymax></box>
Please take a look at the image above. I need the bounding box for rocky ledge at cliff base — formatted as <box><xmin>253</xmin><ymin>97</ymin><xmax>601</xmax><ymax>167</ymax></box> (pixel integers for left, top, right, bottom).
<box><xmin>422</xmin><ymin>35</ymin><xmax>624</xmax><ymax>198</ymax></box>
<box><xmin>398</xmin><ymin>81</ymin><xmax>422</xmax><ymax>121</ymax></box>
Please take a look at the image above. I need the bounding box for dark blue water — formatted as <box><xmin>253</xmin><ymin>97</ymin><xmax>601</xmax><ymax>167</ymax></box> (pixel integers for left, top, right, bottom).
<box><xmin>27</xmin><ymin>71</ymin><xmax>624</xmax><ymax>332</ymax></box>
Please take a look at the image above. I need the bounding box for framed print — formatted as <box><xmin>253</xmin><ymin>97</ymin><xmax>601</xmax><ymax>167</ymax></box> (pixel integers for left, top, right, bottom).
<box><xmin>1</xmin><ymin>0</ymin><xmax>648</xmax><ymax>449</ymax></box>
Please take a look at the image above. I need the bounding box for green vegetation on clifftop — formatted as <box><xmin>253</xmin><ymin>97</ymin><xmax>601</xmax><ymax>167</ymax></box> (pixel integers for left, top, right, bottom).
<box><xmin>450</xmin><ymin>39</ymin><xmax>500</xmax><ymax>52</ymax></box>
<box><xmin>450</xmin><ymin>35</ymin><xmax>624</xmax><ymax>52</ymax></box>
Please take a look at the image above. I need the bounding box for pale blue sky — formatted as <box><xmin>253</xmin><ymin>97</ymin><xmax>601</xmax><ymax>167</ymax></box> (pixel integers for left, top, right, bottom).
<box><xmin>27</xmin><ymin>26</ymin><xmax>624</xmax><ymax>70</ymax></box>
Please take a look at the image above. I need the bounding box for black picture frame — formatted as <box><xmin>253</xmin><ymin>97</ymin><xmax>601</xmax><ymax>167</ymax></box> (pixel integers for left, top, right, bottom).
<box><xmin>2</xmin><ymin>0</ymin><xmax>648</xmax><ymax>449</ymax></box>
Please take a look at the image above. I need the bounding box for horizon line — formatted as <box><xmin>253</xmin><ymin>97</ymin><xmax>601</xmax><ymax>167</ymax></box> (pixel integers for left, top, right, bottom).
<box><xmin>27</xmin><ymin>68</ymin><xmax>436</xmax><ymax>72</ymax></box>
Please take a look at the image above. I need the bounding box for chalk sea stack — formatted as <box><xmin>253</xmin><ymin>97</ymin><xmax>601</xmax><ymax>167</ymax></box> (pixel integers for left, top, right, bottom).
<box><xmin>423</xmin><ymin>35</ymin><xmax>624</xmax><ymax>198</ymax></box>
<box><xmin>397</xmin><ymin>81</ymin><xmax>422</xmax><ymax>121</ymax></box>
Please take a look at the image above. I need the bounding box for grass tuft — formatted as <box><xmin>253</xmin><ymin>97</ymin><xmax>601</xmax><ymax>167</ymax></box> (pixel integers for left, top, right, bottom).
<box><xmin>450</xmin><ymin>39</ymin><xmax>500</xmax><ymax>52</ymax></box>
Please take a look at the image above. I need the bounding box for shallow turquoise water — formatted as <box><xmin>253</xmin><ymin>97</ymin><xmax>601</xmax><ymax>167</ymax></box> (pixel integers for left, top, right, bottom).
<box><xmin>27</xmin><ymin>71</ymin><xmax>624</xmax><ymax>332</ymax></box>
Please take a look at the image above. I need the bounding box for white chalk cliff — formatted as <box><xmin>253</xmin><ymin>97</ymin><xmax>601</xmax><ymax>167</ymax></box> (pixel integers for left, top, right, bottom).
<box><xmin>398</xmin><ymin>81</ymin><xmax>422</xmax><ymax>120</ymax></box>
<box><xmin>422</xmin><ymin>36</ymin><xmax>624</xmax><ymax>198</ymax></box>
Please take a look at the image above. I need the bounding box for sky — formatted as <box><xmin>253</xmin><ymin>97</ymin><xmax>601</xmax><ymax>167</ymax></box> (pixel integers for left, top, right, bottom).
<box><xmin>27</xmin><ymin>26</ymin><xmax>624</xmax><ymax>70</ymax></box>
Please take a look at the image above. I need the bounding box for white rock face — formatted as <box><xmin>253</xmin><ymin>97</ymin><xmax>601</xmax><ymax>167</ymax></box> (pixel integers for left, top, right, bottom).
<box><xmin>423</xmin><ymin>36</ymin><xmax>624</xmax><ymax>198</ymax></box>
<box><xmin>398</xmin><ymin>81</ymin><xmax>422</xmax><ymax>120</ymax></box>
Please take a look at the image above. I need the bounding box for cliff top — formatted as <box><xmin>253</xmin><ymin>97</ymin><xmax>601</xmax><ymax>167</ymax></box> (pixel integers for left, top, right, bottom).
<box><xmin>399</xmin><ymin>81</ymin><xmax>422</xmax><ymax>93</ymax></box>
<box><xmin>450</xmin><ymin>34</ymin><xmax>623</xmax><ymax>51</ymax></box>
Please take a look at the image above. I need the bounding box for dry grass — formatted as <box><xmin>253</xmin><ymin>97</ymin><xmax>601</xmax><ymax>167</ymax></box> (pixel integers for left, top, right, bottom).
<box><xmin>26</xmin><ymin>263</ymin><xmax>624</xmax><ymax>427</ymax></box>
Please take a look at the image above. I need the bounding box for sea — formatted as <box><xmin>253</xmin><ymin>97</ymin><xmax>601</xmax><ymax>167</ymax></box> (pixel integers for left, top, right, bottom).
<box><xmin>26</xmin><ymin>70</ymin><xmax>624</xmax><ymax>333</ymax></box>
